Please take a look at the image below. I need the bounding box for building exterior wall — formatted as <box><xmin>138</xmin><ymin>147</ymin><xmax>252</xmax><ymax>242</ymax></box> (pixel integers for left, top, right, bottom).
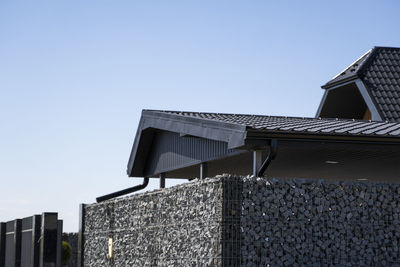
<box><xmin>82</xmin><ymin>175</ymin><xmax>400</xmax><ymax>266</ymax></box>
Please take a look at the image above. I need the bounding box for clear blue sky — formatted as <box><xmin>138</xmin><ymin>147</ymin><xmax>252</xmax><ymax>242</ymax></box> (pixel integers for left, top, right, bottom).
<box><xmin>1</xmin><ymin>0</ymin><xmax>399</xmax><ymax>232</ymax></box>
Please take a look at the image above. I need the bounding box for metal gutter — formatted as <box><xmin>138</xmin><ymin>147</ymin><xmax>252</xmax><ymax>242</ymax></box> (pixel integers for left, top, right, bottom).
<box><xmin>96</xmin><ymin>177</ymin><xmax>150</xmax><ymax>202</ymax></box>
<box><xmin>244</xmin><ymin>131</ymin><xmax>400</xmax><ymax>146</ymax></box>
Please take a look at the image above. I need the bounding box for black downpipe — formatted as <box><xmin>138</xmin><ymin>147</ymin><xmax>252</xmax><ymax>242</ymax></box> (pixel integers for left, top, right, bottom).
<box><xmin>96</xmin><ymin>177</ymin><xmax>150</xmax><ymax>203</ymax></box>
<box><xmin>257</xmin><ymin>139</ymin><xmax>278</xmax><ymax>177</ymax></box>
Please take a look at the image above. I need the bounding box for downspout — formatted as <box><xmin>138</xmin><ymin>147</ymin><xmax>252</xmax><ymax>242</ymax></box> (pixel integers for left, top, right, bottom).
<box><xmin>96</xmin><ymin>177</ymin><xmax>150</xmax><ymax>203</ymax></box>
<box><xmin>257</xmin><ymin>139</ymin><xmax>278</xmax><ymax>177</ymax></box>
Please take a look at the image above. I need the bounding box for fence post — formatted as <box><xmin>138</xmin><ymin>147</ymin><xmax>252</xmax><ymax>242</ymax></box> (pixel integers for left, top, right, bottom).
<box><xmin>56</xmin><ymin>220</ymin><xmax>63</xmax><ymax>267</ymax></box>
<box><xmin>31</xmin><ymin>215</ymin><xmax>41</xmax><ymax>267</ymax></box>
<box><xmin>14</xmin><ymin>219</ymin><xmax>22</xmax><ymax>267</ymax></box>
<box><xmin>0</xmin><ymin>222</ymin><xmax>5</xmax><ymax>267</ymax></box>
<box><xmin>39</xmin><ymin>213</ymin><xmax>58</xmax><ymax>267</ymax></box>
<box><xmin>77</xmin><ymin>204</ymin><xmax>85</xmax><ymax>267</ymax></box>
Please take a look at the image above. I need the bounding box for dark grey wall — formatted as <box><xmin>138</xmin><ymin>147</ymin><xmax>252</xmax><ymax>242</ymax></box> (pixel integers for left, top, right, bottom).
<box><xmin>144</xmin><ymin>130</ymin><xmax>242</xmax><ymax>178</ymax></box>
<box><xmin>82</xmin><ymin>175</ymin><xmax>400</xmax><ymax>266</ymax></box>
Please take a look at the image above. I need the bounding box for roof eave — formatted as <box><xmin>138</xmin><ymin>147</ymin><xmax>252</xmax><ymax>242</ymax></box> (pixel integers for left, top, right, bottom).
<box><xmin>245</xmin><ymin>129</ymin><xmax>400</xmax><ymax>146</ymax></box>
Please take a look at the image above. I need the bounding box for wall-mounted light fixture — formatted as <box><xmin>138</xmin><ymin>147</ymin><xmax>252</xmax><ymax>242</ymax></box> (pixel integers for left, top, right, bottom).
<box><xmin>107</xmin><ymin>237</ymin><xmax>113</xmax><ymax>259</ymax></box>
<box><xmin>325</xmin><ymin>160</ymin><xmax>339</xmax><ymax>164</ymax></box>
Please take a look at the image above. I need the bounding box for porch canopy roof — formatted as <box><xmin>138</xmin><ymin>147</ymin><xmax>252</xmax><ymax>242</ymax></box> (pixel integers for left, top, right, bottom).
<box><xmin>127</xmin><ymin>110</ymin><xmax>400</xmax><ymax>182</ymax></box>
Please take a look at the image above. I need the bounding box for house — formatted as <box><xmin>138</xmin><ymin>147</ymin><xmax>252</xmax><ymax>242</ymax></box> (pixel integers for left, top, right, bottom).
<box><xmin>109</xmin><ymin>46</ymin><xmax>400</xmax><ymax>199</ymax></box>
<box><xmin>86</xmin><ymin>47</ymin><xmax>400</xmax><ymax>266</ymax></box>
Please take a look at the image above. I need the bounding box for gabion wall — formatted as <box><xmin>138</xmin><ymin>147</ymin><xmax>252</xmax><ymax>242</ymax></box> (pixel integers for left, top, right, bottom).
<box><xmin>82</xmin><ymin>178</ymin><xmax>226</xmax><ymax>266</ymax></box>
<box><xmin>241</xmin><ymin>176</ymin><xmax>400</xmax><ymax>266</ymax></box>
<box><xmin>83</xmin><ymin>175</ymin><xmax>400</xmax><ymax>266</ymax></box>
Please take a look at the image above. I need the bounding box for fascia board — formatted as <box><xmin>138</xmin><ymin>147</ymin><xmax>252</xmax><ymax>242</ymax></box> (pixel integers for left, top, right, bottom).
<box><xmin>141</xmin><ymin>110</ymin><xmax>247</xmax><ymax>148</ymax></box>
<box><xmin>126</xmin><ymin>116</ymin><xmax>146</xmax><ymax>176</ymax></box>
<box><xmin>315</xmin><ymin>90</ymin><xmax>329</xmax><ymax>118</ymax></box>
<box><xmin>355</xmin><ymin>79</ymin><xmax>383</xmax><ymax>121</ymax></box>
<box><xmin>321</xmin><ymin>74</ymin><xmax>358</xmax><ymax>89</ymax></box>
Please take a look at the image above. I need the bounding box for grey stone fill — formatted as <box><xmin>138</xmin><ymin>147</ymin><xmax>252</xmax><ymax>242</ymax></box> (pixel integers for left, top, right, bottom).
<box><xmin>83</xmin><ymin>177</ymin><xmax>224</xmax><ymax>266</ymax></box>
<box><xmin>83</xmin><ymin>175</ymin><xmax>400</xmax><ymax>266</ymax></box>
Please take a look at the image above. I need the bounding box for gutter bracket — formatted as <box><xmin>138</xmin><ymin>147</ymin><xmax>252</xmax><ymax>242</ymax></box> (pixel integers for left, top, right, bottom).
<box><xmin>257</xmin><ymin>139</ymin><xmax>278</xmax><ymax>177</ymax></box>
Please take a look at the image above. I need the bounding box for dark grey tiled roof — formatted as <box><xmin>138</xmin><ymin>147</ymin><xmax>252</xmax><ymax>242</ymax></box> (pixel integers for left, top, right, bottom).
<box><xmin>323</xmin><ymin>47</ymin><xmax>400</xmax><ymax>122</ymax></box>
<box><xmin>361</xmin><ymin>47</ymin><xmax>400</xmax><ymax>122</ymax></box>
<box><xmin>154</xmin><ymin>110</ymin><xmax>400</xmax><ymax>138</ymax></box>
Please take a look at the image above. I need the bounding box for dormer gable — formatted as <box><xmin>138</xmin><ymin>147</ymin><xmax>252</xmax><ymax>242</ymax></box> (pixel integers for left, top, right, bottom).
<box><xmin>317</xmin><ymin>47</ymin><xmax>400</xmax><ymax>122</ymax></box>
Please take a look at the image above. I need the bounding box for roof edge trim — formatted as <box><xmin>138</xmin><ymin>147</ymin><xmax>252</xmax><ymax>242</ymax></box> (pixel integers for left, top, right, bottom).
<box><xmin>354</xmin><ymin>79</ymin><xmax>383</xmax><ymax>121</ymax></box>
<box><xmin>321</xmin><ymin>47</ymin><xmax>378</xmax><ymax>89</ymax></box>
<box><xmin>330</xmin><ymin>48</ymin><xmax>372</xmax><ymax>81</ymax></box>
<box><xmin>321</xmin><ymin>75</ymin><xmax>358</xmax><ymax>89</ymax></box>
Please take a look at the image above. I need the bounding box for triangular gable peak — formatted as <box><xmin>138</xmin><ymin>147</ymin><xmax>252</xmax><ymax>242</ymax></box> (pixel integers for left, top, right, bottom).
<box><xmin>316</xmin><ymin>46</ymin><xmax>400</xmax><ymax>122</ymax></box>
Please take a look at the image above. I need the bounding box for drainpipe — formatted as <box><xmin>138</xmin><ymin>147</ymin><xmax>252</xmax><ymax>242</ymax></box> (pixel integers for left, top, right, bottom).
<box><xmin>257</xmin><ymin>139</ymin><xmax>278</xmax><ymax>177</ymax></box>
<box><xmin>96</xmin><ymin>177</ymin><xmax>149</xmax><ymax>203</ymax></box>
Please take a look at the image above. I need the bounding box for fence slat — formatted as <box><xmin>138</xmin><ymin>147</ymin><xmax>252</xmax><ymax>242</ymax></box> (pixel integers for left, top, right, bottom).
<box><xmin>39</xmin><ymin>213</ymin><xmax>58</xmax><ymax>267</ymax></box>
<box><xmin>31</xmin><ymin>215</ymin><xmax>41</xmax><ymax>267</ymax></box>
<box><xmin>3</xmin><ymin>214</ymin><xmax>62</xmax><ymax>267</ymax></box>
<box><xmin>0</xmin><ymin>223</ymin><xmax>5</xmax><ymax>267</ymax></box>
<box><xmin>56</xmin><ymin>220</ymin><xmax>63</xmax><ymax>267</ymax></box>
<box><xmin>14</xmin><ymin>219</ymin><xmax>22</xmax><ymax>267</ymax></box>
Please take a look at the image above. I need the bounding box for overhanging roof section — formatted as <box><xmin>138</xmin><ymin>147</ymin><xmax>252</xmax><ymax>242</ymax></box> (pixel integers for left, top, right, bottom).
<box><xmin>127</xmin><ymin>110</ymin><xmax>247</xmax><ymax>177</ymax></box>
<box><xmin>127</xmin><ymin>109</ymin><xmax>400</xmax><ymax>177</ymax></box>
